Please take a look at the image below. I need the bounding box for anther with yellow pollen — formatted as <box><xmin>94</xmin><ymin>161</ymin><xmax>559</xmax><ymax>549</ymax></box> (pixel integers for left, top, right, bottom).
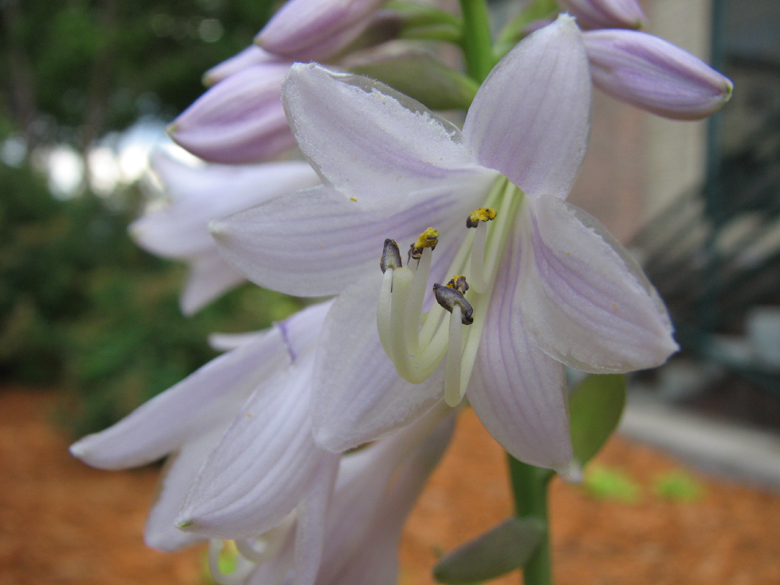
<box><xmin>376</xmin><ymin>201</ymin><xmax>511</xmax><ymax>407</ymax></box>
<box><xmin>408</xmin><ymin>227</ymin><xmax>439</xmax><ymax>262</ymax></box>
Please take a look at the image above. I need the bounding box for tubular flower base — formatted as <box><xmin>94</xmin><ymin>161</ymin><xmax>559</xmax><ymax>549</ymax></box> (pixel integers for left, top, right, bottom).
<box><xmin>211</xmin><ymin>15</ymin><xmax>678</xmax><ymax>473</ymax></box>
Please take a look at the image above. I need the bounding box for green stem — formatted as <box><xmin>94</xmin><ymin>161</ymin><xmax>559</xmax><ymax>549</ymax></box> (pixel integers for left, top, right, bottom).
<box><xmin>508</xmin><ymin>455</ymin><xmax>554</xmax><ymax>585</ymax></box>
<box><xmin>458</xmin><ymin>0</ymin><xmax>495</xmax><ymax>83</ymax></box>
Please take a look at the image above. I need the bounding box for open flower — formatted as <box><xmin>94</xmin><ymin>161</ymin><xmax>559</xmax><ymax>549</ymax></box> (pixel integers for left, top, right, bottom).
<box><xmin>211</xmin><ymin>15</ymin><xmax>677</xmax><ymax>472</ymax></box>
<box><xmin>70</xmin><ymin>302</ymin><xmax>333</xmax><ymax>552</ymax></box>
<box><xmin>233</xmin><ymin>404</ymin><xmax>455</xmax><ymax>585</ymax></box>
<box><xmin>132</xmin><ymin>152</ymin><xmax>319</xmax><ymax>313</ymax></box>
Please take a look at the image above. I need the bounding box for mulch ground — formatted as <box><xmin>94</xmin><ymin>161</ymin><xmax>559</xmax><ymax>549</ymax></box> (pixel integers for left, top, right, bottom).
<box><xmin>2</xmin><ymin>388</ymin><xmax>779</xmax><ymax>585</ymax></box>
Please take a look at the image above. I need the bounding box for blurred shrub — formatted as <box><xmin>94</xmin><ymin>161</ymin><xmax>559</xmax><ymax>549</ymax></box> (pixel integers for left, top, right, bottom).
<box><xmin>0</xmin><ymin>162</ymin><xmax>303</xmax><ymax>436</ymax></box>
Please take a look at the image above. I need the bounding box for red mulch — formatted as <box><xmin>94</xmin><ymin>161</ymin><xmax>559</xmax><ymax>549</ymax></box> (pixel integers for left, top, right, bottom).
<box><xmin>2</xmin><ymin>389</ymin><xmax>779</xmax><ymax>585</ymax></box>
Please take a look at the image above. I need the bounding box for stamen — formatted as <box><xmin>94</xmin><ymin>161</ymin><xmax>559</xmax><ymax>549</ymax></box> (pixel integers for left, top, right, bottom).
<box><xmin>466</xmin><ymin>207</ymin><xmax>497</xmax><ymax>228</ymax></box>
<box><xmin>433</xmin><ymin>283</ymin><xmax>474</xmax><ymax>325</ymax></box>
<box><xmin>444</xmin><ymin>304</ymin><xmax>463</xmax><ymax>407</ymax></box>
<box><xmin>466</xmin><ymin>208</ymin><xmax>496</xmax><ymax>294</ymax></box>
<box><xmin>380</xmin><ymin>238</ymin><xmax>402</xmax><ymax>273</ymax></box>
<box><xmin>446</xmin><ymin>275</ymin><xmax>469</xmax><ymax>294</ymax></box>
<box><xmin>208</xmin><ymin>540</ymin><xmax>255</xmax><ymax>585</ymax></box>
<box><xmin>408</xmin><ymin>227</ymin><xmax>439</xmax><ymax>262</ymax></box>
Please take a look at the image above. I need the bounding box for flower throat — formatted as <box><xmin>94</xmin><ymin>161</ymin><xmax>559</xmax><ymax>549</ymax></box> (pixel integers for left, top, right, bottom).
<box><xmin>376</xmin><ymin>177</ymin><xmax>522</xmax><ymax>406</ymax></box>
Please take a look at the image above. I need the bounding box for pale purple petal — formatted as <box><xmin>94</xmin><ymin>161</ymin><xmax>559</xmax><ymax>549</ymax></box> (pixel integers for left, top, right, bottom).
<box><xmin>283</xmin><ymin>63</ymin><xmax>490</xmax><ymax>207</ymax></box>
<box><xmin>467</xmin><ymin>222</ymin><xmax>571</xmax><ymax>472</ymax></box>
<box><xmin>585</xmin><ymin>29</ymin><xmax>733</xmax><ymax>119</ymax></box>
<box><xmin>558</xmin><ymin>0</ymin><xmax>647</xmax><ymax>30</ymax></box>
<box><xmin>143</xmin><ymin>429</ymin><xmax>224</xmax><ymax>552</ymax></box>
<box><xmin>177</xmin><ymin>353</ymin><xmax>332</xmax><ymax>539</ymax></box>
<box><xmin>521</xmin><ymin>194</ymin><xmax>678</xmax><ymax>373</ymax></box>
<box><xmin>320</xmin><ymin>416</ymin><xmax>454</xmax><ymax>585</ymax></box>
<box><xmin>311</xmin><ymin>274</ymin><xmax>452</xmax><ymax>452</ymax></box>
<box><xmin>292</xmin><ymin>461</ymin><xmax>339</xmax><ymax>585</ymax></box>
<box><xmin>209</xmin><ymin>330</ymin><xmax>266</xmax><ymax>352</ymax></box>
<box><xmin>209</xmin><ymin>302</ymin><xmax>330</xmax><ymax>354</ymax></box>
<box><xmin>210</xmin><ymin>181</ymin><xmax>484</xmax><ymax>297</ymax></box>
<box><xmin>169</xmin><ymin>63</ymin><xmax>294</xmax><ymax>164</ymax></box>
<box><xmin>203</xmin><ymin>45</ymin><xmax>284</xmax><ymax>86</ymax></box>
<box><xmin>180</xmin><ymin>251</ymin><xmax>246</xmax><ymax>315</ymax></box>
<box><xmin>257</xmin><ymin>0</ymin><xmax>385</xmax><ymax>61</ymax></box>
<box><xmin>464</xmin><ymin>15</ymin><xmax>592</xmax><ymax>199</ymax></box>
<box><xmin>69</xmin><ymin>328</ymin><xmax>288</xmax><ymax>469</ymax></box>
<box><xmin>135</xmin><ymin>155</ymin><xmax>319</xmax><ymax>259</ymax></box>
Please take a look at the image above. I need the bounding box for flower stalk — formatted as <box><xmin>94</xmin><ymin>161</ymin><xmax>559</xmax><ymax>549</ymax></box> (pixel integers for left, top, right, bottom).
<box><xmin>458</xmin><ymin>0</ymin><xmax>495</xmax><ymax>82</ymax></box>
<box><xmin>508</xmin><ymin>456</ymin><xmax>556</xmax><ymax>585</ymax></box>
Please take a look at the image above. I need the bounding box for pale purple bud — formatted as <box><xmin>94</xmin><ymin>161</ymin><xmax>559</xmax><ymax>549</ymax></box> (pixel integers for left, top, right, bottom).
<box><xmin>168</xmin><ymin>63</ymin><xmax>296</xmax><ymax>164</ymax></box>
<box><xmin>584</xmin><ymin>29</ymin><xmax>734</xmax><ymax>120</ymax></box>
<box><xmin>202</xmin><ymin>46</ymin><xmax>284</xmax><ymax>87</ymax></box>
<box><xmin>558</xmin><ymin>0</ymin><xmax>647</xmax><ymax>30</ymax></box>
<box><xmin>255</xmin><ymin>0</ymin><xmax>386</xmax><ymax>61</ymax></box>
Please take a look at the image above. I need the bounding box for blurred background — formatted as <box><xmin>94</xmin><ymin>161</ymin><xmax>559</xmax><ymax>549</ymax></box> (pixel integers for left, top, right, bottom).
<box><xmin>1</xmin><ymin>0</ymin><xmax>779</xmax><ymax>583</ymax></box>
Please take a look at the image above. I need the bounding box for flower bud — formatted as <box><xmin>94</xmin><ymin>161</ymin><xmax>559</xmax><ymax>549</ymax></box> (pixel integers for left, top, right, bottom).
<box><xmin>255</xmin><ymin>0</ymin><xmax>387</xmax><ymax>61</ymax></box>
<box><xmin>202</xmin><ymin>46</ymin><xmax>283</xmax><ymax>87</ymax></box>
<box><xmin>584</xmin><ymin>29</ymin><xmax>733</xmax><ymax>120</ymax></box>
<box><xmin>558</xmin><ymin>0</ymin><xmax>647</xmax><ymax>30</ymax></box>
<box><xmin>168</xmin><ymin>63</ymin><xmax>295</xmax><ymax>164</ymax></box>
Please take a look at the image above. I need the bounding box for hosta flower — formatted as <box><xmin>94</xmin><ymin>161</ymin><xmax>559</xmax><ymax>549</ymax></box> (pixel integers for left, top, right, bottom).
<box><xmin>229</xmin><ymin>404</ymin><xmax>455</xmax><ymax>585</ymax></box>
<box><xmin>583</xmin><ymin>28</ymin><xmax>734</xmax><ymax>119</ymax></box>
<box><xmin>169</xmin><ymin>0</ymin><xmax>394</xmax><ymax>164</ymax></box>
<box><xmin>210</xmin><ymin>15</ymin><xmax>678</xmax><ymax>472</ymax></box>
<box><xmin>255</xmin><ymin>0</ymin><xmax>388</xmax><ymax>61</ymax></box>
<box><xmin>558</xmin><ymin>0</ymin><xmax>647</xmax><ymax>30</ymax></box>
<box><xmin>70</xmin><ymin>302</ymin><xmax>333</xmax><ymax>552</ymax></box>
<box><xmin>132</xmin><ymin>152</ymin><xmax>319</xmax><ymax>313</ymax></box>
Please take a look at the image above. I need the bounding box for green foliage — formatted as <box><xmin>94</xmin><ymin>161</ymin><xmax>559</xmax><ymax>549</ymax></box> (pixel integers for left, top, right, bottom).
<box><xmin>582</xmin><ymin>465</ymin><xmax>642</xmax><ymax>503</ymax></box>
<box><xmin>653</xmin><ymin>470</ymin><xmax>705</xmax><ymax>502</ymax></box>
<box><xmin>0</xmin><ymin>162</ymin><xmax>303</xmax><ymax>436</ymax></box>
<box><xmin>433</xmin><ymin>517</ymin><xmax>545</xmax><ymax>584</ymax></box>
<box><xmin>569</xmin><ymin>374</ymin><xmax>627</xmax><ymax>467</ymax></box>
<box><xmin>1</xmin><ymin>0</ymin><xmax>277</xmax><ymax>142</ymax></box>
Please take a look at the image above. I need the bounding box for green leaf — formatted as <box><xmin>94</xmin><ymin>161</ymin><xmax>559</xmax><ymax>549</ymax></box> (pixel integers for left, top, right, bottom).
<box><xmin>346</xmin><ymin>47</ymin><xmax>478</xmax><ymax>111</ymax></box>
<box><xmin>433</xmin><ymin>517</ymin><xmax>545</xmax><ymax>584</ymax></box>
<box><xmin>569</xmin><ymin>374</ymin><xmax>627</xmax><ymax>466</ymax></box>
<box><xmin>583</xmin><ymin>465</ymin><xmax>642</xmax><ymax>503</ymax></box>
<box><xmin>653</xmin><ymin>471</ymin><xmax>705</xmax><ymax>502</ymax></box>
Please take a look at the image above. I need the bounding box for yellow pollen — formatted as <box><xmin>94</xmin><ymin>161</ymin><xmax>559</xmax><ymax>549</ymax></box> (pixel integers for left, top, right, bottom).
<box><xmin>446</xmin><ymin>274</ymin><xmax>469</xmax><ymax>294</ymax></box>
<box><xmin>415</xmin><ymin>227</ymin><xmax>439</xmax><ymax>250</ymax></box>
<box><xmin>409</xmin><ymin>227</ymin><xmax>440</xmax><ymax>260</ymax></box>
<box><xmin>467</xmin><ymin>207</ymin><xmax>497</xmax><ymax>228</ymax></box>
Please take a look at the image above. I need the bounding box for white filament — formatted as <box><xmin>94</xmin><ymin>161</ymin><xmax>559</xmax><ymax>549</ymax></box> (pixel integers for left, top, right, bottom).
<box><xmin>376</xmin><ymin>179</ymin><xmax>524</xmax><ymax>405</ymax></box>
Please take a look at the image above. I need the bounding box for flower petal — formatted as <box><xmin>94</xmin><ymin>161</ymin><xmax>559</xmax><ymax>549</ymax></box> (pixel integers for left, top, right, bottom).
<box><xmin>467</xmin><ymin>225</ymin><xmax>571</xmax><ymax>472</ymax></box>
<box><xmin>69</xmin><ymin>329</ymin><xmax>288</xmax><ymax>469</ymax></box>
<box><xmin>584</xmin><ymin>29</ymin><xmax>733</xmax><ymax>119</ymax></box>
<box><xmin>135</xmin><ymin>155</ymin><xmax>320</xmax><ymax>259</ymax></box>
<box><xmin>320</xmin><ymin>415</ymin><xmax>455</xmax><ymax>585</ymax></box>
<box><xmin>521</xmin><ymin>194</ymin><xmax>678</xmax><ymax>373</ymax></box>
<box><xmin>257</xmin><ymin>0</ymin><xmax>386</xmax><ymax>61</ymax></box>
<box><xmin>210</xmin><ymin>181</ymin><xmax>484</xmax><ymax>297</ymax></box>
<box><xmin>282</xmin><ymin>63</ymin><xmax>486</xmax><ymax>207</ymax></box>
<box><xmin>203</xmin><ymin>45</ymin><xmax>283</xmax><ymax>86</ymax></box>
<box><xmin>180</xmin><ymin>251</ymin><xmax>246</xmax><ymax>315</ymax></box>
<box><xmin>143</xmin><ymin>428</ymin><xmax>224</xmax><ymax>552</ymax></box>
<box><xmin>292</xmin><ymin>460</ymin><xmax>339</xmax><ymax>585</ymax></box>
<box><xmin>168</xmin><ymin>63</ymin><xmax>294</xmax><ymax>164</ymax></box>
<box><xmin>311</xmin><ymin>274</ymin><xmax>450</xmax><ymax>452</ymax></box>
<box><xmin>558</xmin><ymin>0</ymin><xmax>647</xmax><ymax>30</ymax></box>
<box><xmin>177</xmin><ymin>353</ymin><xmax>333</xmax><ymax>539</ymax></box>
<box><xmin>463</xmin><ymin>15</ymin><xmax>591</xmax><ymax>199</ymax></box>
